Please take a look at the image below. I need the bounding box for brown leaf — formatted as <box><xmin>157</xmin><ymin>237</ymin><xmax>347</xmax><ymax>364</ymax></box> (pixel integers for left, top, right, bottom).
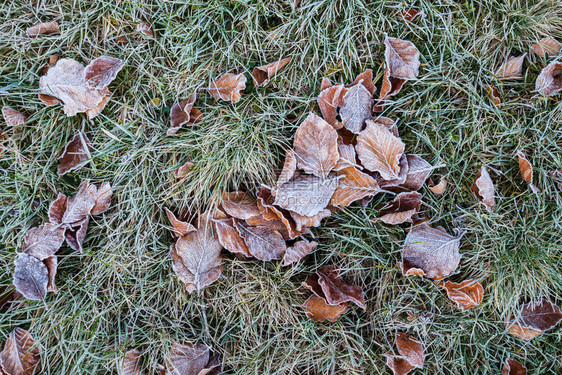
<box><xmin>38</xmin><ymin>93</ymin><xmax>60</xmax><ymax>106</ymax></box>
<box><xmin>339</xmin><ymin>82</ymin><xmax>373</xmax><ymax>134</ymax></box>
<box><xmin>400</xmin><ymin>223</ymin><xmax>462</xmax><ymax>280</ymax></box>
<box><xmin>22</xmin><ymin>223</ymin><xmax>65</xmax><ymax>260</ymax></box>
<box><xmin>48</xmin><ymin>193</ymin><xmax>67</xmax><ymax>224</ymax></box>
<box><xmin>61</xmin><ymin>180</ymin><xmax>98</xmax><ymax>224</ymax></box>
<box><xmin>174</xmin><ymin>161</ymin><xmax>194</xmax><ymax>179</ymax></box>
<box><xmin>502</xmin><ymin>359</ymin><xmax>527</xmax><ymax>375</ymax></box>
<box><xmin>384</xmin><ymin>37</ymin><xmax>421</xmax><ymax>80</ymax></box>
<box><xmin>166</xmin><ymin>343</ymin><xmax>219</xmax><ymax>375</ymax></box>
<box><xmin>44</xmin><ymin>255</ymin><xmax>58</xmax><ymax>292</ymax></box>
<box><xmin>255</xmin><ymin>187</ymin><xmax>309</xmax><ymax>239</ymax></box>
<box><xmin>398</xmin><ymin>9</ymin><xmax>422</xmax><ymax>23</ymax></box>
<box><xmin>64</xmin><ymin>217</ymin><xmax>89</xmax><ymax>252</ymax></box>
<box><xmin>536</xmin><ymin>60</ymin><xmax>562</xmax><ymax>96</ymax></box>
<box><xmin>395</xmin><ymin>155</ymin><xmax>433</xmax><ymax>192</ymax></box>
<box><xmin>303</xmin><ymin>265</ymin><xmax>366</xmax><ymax>309</ymax></box>
<box><xmin>495</xmin><ymin>54</ymin><xmax>526</xmax><ymax>80</ymax></box>
<box><xmin>330</xmin><ymin>166</ymin><xmax>379</xmax><ymax>207</ymax></box>
<box><xmin>471</xmin><ymin>166</ymin><xmax>495</xmax><ymax>212</ymax></box>
<box><xmin>531</xmin><ymin>37</ymin><xmax>561</xmax><ymax>58</ymax></box>
<box><xmin>428</xmin><ymin>176</ymin><xmax>447</xmax><ymax>195</ymax></box>
<box><xmin>377</xmin><ymin>67</ymin><xmax>406</xmax><ymax>105</ymax></box>
<box><xmin>378</xmin><ymin>154</ymin><xmax>409</xmax><ymax>189</ymax></box>
<box><xmin>40</xmin><ymin>56</ymin><xmax>58</xmax><ymax>75</ymax></box>
<box><xmin>294</xmin><ymin>112</ymin><xmax>339</xmax><ymax>178</ymax></box>
<box><xmin>516</xmin><ymin>151</ymin><xmax>539</xmax><ymax>193</ymax></box>
<box><xmin>302</xmin><ymin>295</ymin><xmax>348</xmax><ymax>322</ymax></box>
<box><xmin>13</xmin><ymin>253</ymin><xmax>48</xmax><ymax>301</ymax></box>
<box><xmin>276</xmin><ymin>149</ymin><xmax>297</xmax><ymax>186</ymax></box>
<box><xmin>119</xmin><ymin>349</ymin><xmax>142</xmax><ymax>375</ymax></box>
<box><xmin>317</xmin><ymin>84</ymin><xmax>346</xmax><ymax>129</ymax></box>
<box><xmin>207</xmin><ymin>73</ymin><xmax>246</xmax><ymax>103</ymax></box>
<box><xmin>2</xmin><ymin>107</ymin><xmax>27</xmax><ymax>127</ymax></box>
<box><xmin>252</xmin><ymin>57</ymin><xmax>291</xmax><ymax>87</ymax></box>
<box><xmin>91</xmin><ymin>182</ymin><xmax>112</xmax><ymax>215</ymax></box>
<box><xmin>273</xmin><ymin>174</ymin><xmax>339</xmax><ymax>217</ymax></box>
<box><xmin>214</xmin><ymin>218</ymin><xmax>252</xmax><ymax>258</ymax></box>
<box><xmin>437</xmin><ymin>279</ymin><xmax>483</xmax><ymax>311</ymax></box>
<box><xmin>507</xmin><ymin>299</ymin><xmax>562</xmax><ymax>339</ymax></box>
<box><xmin>26</xmin><ymin>21</ymin><xmax>59</xmax><ymax>36</ymax></box>
<box><xmin>0</xmin><ymin>328</ymin><xmax>40</xmax><ymax>375</ymax></box>
<box><xmin>170</xmin><ymin>212</ymin><xmax>223</xmax><ymax>293</ymax></box>
<box><xmin>221</xmin><ymin>191</ymin><xmax>261</xmax><ymax>220</ymax></box>
<box><xmin>136</xmin><ymin>23</ymin><xmax>155</xmax><ymax>38</ymax></box>
<box><xmin>348</xmin><ymin>70</ymin><xmax>377</xmax><ymax>95</ymax></box>
<box><xmin>168</xmin><ymin>94</ymin><xmax>201</xmax><ymax>135</ymax></box>
<box><xmin>484</xmin><ymin>84</ymin><xmax>502</xmax><ymax>108</ymax></box>
<box><xmin>290</xmin><ymin>209</ymin><xmax>331</xmax><ymax>232</ymax></box>
<box><xmin>282</xmin><ymin>239</ymin><xmax>317</xmax><ymax>266</ymax></box>
<box><xmin>549</xmin><ymin>169</ymin><xmax>562</xmax><ymax>190</ymax></box>
<box><xmin>84</xmin><ymin>56</ymin><xmax>125</xmax><ymax>90</ymax></box>
<box><xmin>385</xmin><ymin>333</ymin><xmax>424</xmax><ymax>375</ymax></box>
<box><xmin>57</xmin><ymin>131</ymin><xmax>93</xmax><ymax>176</ymax></box>
<box><xmin>165</xmin><ymin>208</ymin><xmax>196</xmax><ymax>238</ymax></box>
<box><xmin>356</xmin><ymin>119</ymin><xmax>405</xmax><ymax>180</ymax></box>
<box><xmin>39</xmin><ymin>58</ymin><xmax>111</xmax><ymax>119</ymax></box>
<box><xmin>235</xmin><ymin>222</ymin><xmax>286</xmax><ymax>261</ymax></box>
<box><xmin>334</xmin><ymin>138</ymin><xmax>360</xmax><ymax>171</ymax></box>
<box><xmin>374</xmin><ymin>192</ymin><xmax>421</xmax><ymax>225</ymax></box>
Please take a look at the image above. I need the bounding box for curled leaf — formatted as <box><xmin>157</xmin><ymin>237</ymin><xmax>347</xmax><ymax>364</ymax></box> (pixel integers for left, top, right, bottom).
<box><xmin>302</xmin><ymin>295</ymin><xmax>348</xmax><ymax>322</ymax></box>
<box><xmin>65</xmin><ymin>217</ymin><xmax>89</xmax><ymax>252</ymax></box>
<box><xmin>495</xmin><ymin>54</ymin><xmax>526</xmax><ymax>80</ymax></box>
<box><xmin>252</xmin><ymin>57</ymin><xmax>291</xmax><ymax>87</ymax></box>
<box><xmin>484</xmin><ymin>84</ymin><xmax>502</xmax><ymax>108</ymax></box>
<box><xmin>2</xmin><ymin>107</ymin><xmax>27</xmax><ymax>127</ymax></box>
<box><xmin>516</xmin><ymin>151</ymin><xmax>539</xmax><ymax>193</ymax></box>
<box><xmin>214</xmin><ymin>218</ymin><xmax>252</xmax><ymax>258</ymax></box>
<box><xmin>303</xmin><ymin>265</ymin><xmax>366</xmax><ymax>310</ymax></box>
<box><xmin>207</xmin><ymin>73</ymin><xmax>246</xmax><ymax>103</ymax></box>
<box><xmin>437</xmin><ymin>279</ymin><xmax>483</xmax><ymax>311</ymax></box>
<box><xmin>471</xmin><ymin>166</ymin><xmax>495</xmax><ymax>212</ymax></box>
<box><xmin>385</xmin><ymin>333</ymin><xmax>424</xmax><ymax>375</ymax></box>
<box><xmin>91</xmin><ymin>182</ymin><xmax>112</xmax><ymax>215</ymax></box>
<box><xmin>0</xmin><ymin>328</ymin><xmax>40</xmax><ymax>375</ymax></box>
<box><xmin>174</xmin><ymin>161</ymin><xmax>194</xmax><ymax>179</ymax></box>
<box><xmin>376</xmin><ymin>67</ymin><xmax>406</xmax><ymax>109</ymax></box>
<box><xmin>165</xmin><ymin>208</ymin><xmax>196</xmax><ymax>238</ymax></box>
<box><xmin>168</xmin><ymin>94</ymin><xmax>201</xmax><ymax>135</ymax></box>
<box><xmin>502</xmin><ymin>358</ymin><xmax>527</xmax><ymax>375</ymax></box>
<box><xmin>535</xmin><ymin>61</ymin><xmax>562</xmax><ymax>96</ymax></box>
<box><xmin>373</xmin><ymin>191</ymin><xmax>421</xmax><ymax>225</ymax></box>
<box><xmin>428</xmin><ymin>176</ymin><xmax>447</xmax><ymax>195</ymax></box>
<box><xmin>26</xmin><ymin>21</ymin><xmax>59</xmax><ymax>36</ymax></box>
<box><xmin>507</xmin><ymin>299</ymin><xmax>562</xmax><ymax>340</ymax></box>
<box><xmin>317</xmin><ymin>84</ymin><xmax>346</xmax><ymax>129</ymax></box>
<box><xmin>384</xmin><ymin>36</ymin><xmax>421</xmax><ymax>80</ymax></box>
<box><xmin>531</xmin><ymin>37</ymin><xmax>561</xmax><ymax>58</ymax></box>
<box><xmin>282</xmin><ymin>239</ymin><xmax>317</xmax><ymax>266</ymax></box>
<box><xmin>276</xmin><ymin>149</ymin><xmax>297</xmax><ymax>186</ymax></box>
<box><xmin>57</xmin><ymin>131</ymin><xmax>93</xmax><ymax>176</ymax></box>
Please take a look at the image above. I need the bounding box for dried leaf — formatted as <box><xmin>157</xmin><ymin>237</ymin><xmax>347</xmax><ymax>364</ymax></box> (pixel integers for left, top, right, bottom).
<box><xmin>290</xmin><ymin>209</ymin><xmax>331</xmax><ymax>231</ymax></box>
<box><xmin>377</xmin><ymin>67</ymin><xmax>406</xmax><ymax>104</ymax></box>
<box><xmin>274</xmin><ymin>174</ymin><xmax>339</xmax><ymax>217</ymax></box>
<box><xmin>252</xmin><ymin>57</ymin><xmax>291</xmax><ymax>87</ymax></box>
<box><xmin>207</xmin><ymin>73</ymin><xmax>246</xmax><ymax>103</ymax></box>
<box><xmin>165</xmin><ymin>208</ymin><xmax>196</xmax><ymax>238</ymax></box>
<box><xmin>168</xmin><ymin>94</ymin><xmax>201</xmax><ymax>135</ymax></box>
<box><xmin>396</xmin><ymin>155</ymin><xmax>433</xmax><ymax>192</ymax></box>
<box><xmin>374</xmin><ymin>191</ymin><xmax>421</xmax><ymax>225</ymax></box>
<box><xmin>330</xmin><ymin>166</ymin><xmax>379</xmax><ymax>206</ymax></box>
<box><xmin>22</xmin><ymin>223</ymin><xmax>65</xmax><ymax>260</ymax></box>
<box><xmin>356</xmin><ymin>119</ymin><xmax>405</xmax><ymax>180</ymax></box>
<box><xmin>136</xmin><ymin>23</ymin><xmax>155</xmax><ymax>38</ymax></box>
<box><xmin>255</xmin><ymin>187</ymin><xmax>310</xmax><ymax>239</ymax></box>
<box><xmin>531</xmin><ymin>37</ymin><xmax>561</xmax><ymax>58</ymax></box>
<box><xmin>302</xmin><ymin>295</ymin><xmax>348</xmax><ymax>322</ymax></box>
<box><xmin>61</xmin><ymin>180</ymin><xmax>98</xmax><ymax>224</ymax></box>
<box><xmin>400</xmin><ymin>223</ymin><xmax>462</xmax><ymax>280</ymax></box>
<box><xmin>84</xmin><ymin>56</ymin><xmax>125</xmax><ymax>90</ymax></box>
<box><xmin>348</xmin><ymin>70</ymin><xmax>377</xmax><ymax>95</ymax></box>
<box><xmin>282</xmin><ymin>239</ymin><xmax>317</xmax><ymax>266</ymax></box>
<box><xmin>40</xmin><ymin>56</ymin><xmax>58</xmax><ymax>75</ymax></box>
<box><xmin>13</xmin><ymin>253</ymin><xmax>48</xmax><ymax>301</ymax></box>
<box><xmin>214</xmin><ymin>218</ymin><xmax>252</xmax><ymax>258</ymax></box>
<box><xmin>437</xmin><ymin>279</ymin><xmax>483</xmax><ymax>311</ymax></box>
<box><xmin>2</xmin><ymin>107</ymin><xmax>27</xmax><ymax>127</ymax></box>
<box><xmin>118</xmin><ymin>349</ymin><xmax>142</xmax><ymax>375</ymax></box>
<box><xmin>39</xmin><ymin>58</ymin><xmax>111</xmax><ymax>119</ymax></box>
<box><xmin>0</xmin><ymin>328</ymin><xmax>40</xmax><ymax>375</ymax></box>
<box><xmin>385</xmin><ymin>333</ymin><xmax>424</xmax><ymax>375</ymax></box>
<box><xmin>174</xmin><ymin>161</ymin><xmax>194</xmax><ymax>179</ymax></box>
<box><xmin>502</xmin><ymin>359</ymin><xmax>527</xmax><ymax>375</ymax></box>
<box><xmin>294</xmin><ymin>112</ymin><xmax>339</xmax><ymax>178</ymax></box>
<box><xmin>48</xmin><ymin>193</ymin><xmax>67</xmax><ymax>224</ymax></box>
<box><xmin>495</xmin><ymin>54</ymin><xmax>526</xmax><ymax>80</ymax></box>
<box><xmin>166</xmin><ymin>343</ymin><xmax>219</xmax><ymax>375</ymax></box>
<box><xmin>38</xmin><ymin>94</ymin><xmax>60</xmax><ymax>106</ymax></box>
<box><xmin>317</xmin><ymin>84</ymin><xmax>346</xmax><ymax>129</ymax></box>
<box><xmin>236</xmin><ymin>222</ymin><xmax>286</xmax><ymax>261</ymax></box>
<box><xmin>384</xmin><ymin>37</ymin><xmax>421</xmax><ymax>80</ymax></box>
<box><xmin>484</xmin><ymin>84</ymin><xmax>502</xmax><ymax>108</ymax></box>
<box><xmin>91</xmin><ymin>182</ymin><xmax>112</xmax><ymax>215</ymax></box>
<box><xmin>57</xmin><ymin>131</ymin><xmax>93</xmax><ymax>176</ymax></box>
<box><xmin>398</xmin><ymin>9</ymin><xmax>422</xmax><ymax>23</ymax></box>
<box><xmin>536</xmin><ymin>61</ymin><xmax>562</xmax><ymax>96</ymax></box>
<box><xmin>471</xmin><ymin>166</ymin><xmax>495</xmax><ymax>212</ymax></box>
<box><xmin>64</xmin><ymin>217</ymin><xmax>89</xmax><ymax>252</ymax></box>
<box><xmin>276</xmin><ymin>149</ymin><xmax>297</xmax><ymax>186</ymax></box>
<box><xmin>339</xmin><ymin>82</ymin><xmax>373</xmax><ymax>134</ymax></box>
<box><xmin>170</xmin><ymin>213</ymin><xmax>223</xmax><ymax>293</ymax></box>
<box><xmin>26</xmin><ymin>21</ymin><xmax>59</xmax><ymax>36</ymax></box>
<box><xmin>221</xmin><ymin>191</ymin><xmax>261</xmax><ymax>220</ymax></box>
<box><xmin>44</xmin><ymin>255</ymin><xmax>58</xmax><ymax>292</ymax></box>
<box><xmin>507</xmin><ymin>300</ymin><xmax>562</xmax><ymax>339</ymax></box>
<box><xmin>428</xmin><ymin>176</ymin><xmax>447</xmax><ymax>195</ymax></box>
<box><xmin>378</xmin><ymin>154</ymin><xmax>409</xmax><ymax>189</ymax></box>
<box><xmin>516</xmin><ymin>151</ymin><xmax>539</xmax><ymax>193</ymax></box>
<box><xmin>303</xmin><ymin>265</ymin><xmax>366</xmax><ymax>309</ymax></box>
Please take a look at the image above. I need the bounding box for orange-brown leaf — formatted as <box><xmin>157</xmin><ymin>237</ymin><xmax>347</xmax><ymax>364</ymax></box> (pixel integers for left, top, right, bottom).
<box><xmin>26</xmin><ymin>21</ymin><xmax>59</xmax><ymax>36</ymax></box>
<box><xmin>502</xmin><ymin>358</ymin><xmax>527</xmax><ymax>375</ymax></box>
<box><xmin>471</xmin><ymin>166</ymin><xmax>495</xmax><ymax>212</ymax></box>
<box><xmin>302</xmin><ymin>295</ymin><xmax>348</xmax><ymax>322</ymax></box>
<box><xmin>282</xmin><ymin>239</ymin><xmax>317</xmax><ymax>266</ymax></box>
<box><xmin>252</xmin><ymin>57</ymin><xmax>291</xmax><ymax>87</ymax></box>
<box><xmin>174</xmin><ymin>161</ymin><xmax>194</xmax><ymax>179</ymax></box>
<box><xmin>384</xmin><ymin>37</ymin><xmax>420</xmax><ymax>80</ymax></box>
<box><xmin>207</xmin><ymin>73</ymin><xmax>247</xmax><ymax>103</ymax></box>
<box><xmin>531</xmin><ymin>37</ymin><xmax>561</xmax><ymax>58</ymax></box>
<box><xmin>331</xmin><ymin>166</ymin><xmax>379</xmax><ymax>207</ymax></box>
<box><xmin>428</xmin><ymin>176</ymin><xmax>447</xmax><ymax>195</ymax></box>
<box><xmin>0</xmin><ymin>328</ymin><xmax>40</xmax><ymax>375</ymax></box>
<box><xmin>373</xmin><ymin>191</ymin><xmax>421</xmax><ymax>225</ymax></box>
<box><xmin>484</xmin><ymin>84</ymin><xmax>502</xmax><ymax>108</ymax></box>
<box><xmin>495</xmin><ymin>54</ymin><xmax>526</xmax><ymax>80</ymax></box>
<box><xmin>165</xmin><ymin>208</ymin><xmax>196</xmax><ymax>238</ymax></box>
<box><xmin>136</xmin><ymin>23</ymin><xmax>155</xmax><ymax>38</ymax></box>
<box><xmin>58</xmin><ymin>131</ymin><xmax>93</xmax><ymax>176</ymax></box>
<box><xmin>398</xmin><ymin>9</ymin><xmax>422</xmax><ymax>23</ymax></box>
<box><xmin>516</xmin><ymin>151</ymin><xmax>539</xmax><ymax>193</ymax></box>
<box><xmin>221</xmin><ymin>191</ymin><xmax>261</xmax><ymax>220</ymax></box>
<box><xmin>507</xmin><ymin>299</ymin><xmax>562</xmax><ymax>339</ymax></box>
<box><xmin>214</xmin><ymin>218</ymin><xmax>252</xmax><ymax>258</ymax></box>
<box><xmin>303</xmin><ymin>265</ymin><xmax>366</xmax><ymax>310</ymax></box>
<box><xmin>317</xmin><ymin>84</ymin><xmax>346</xmax><ymax>129</ymax></box>
<box><xmin>437</xmin><ymin>279</ymin><xmax>483</xmax><ymax>311</ymax></box>
<box><xmin>385</xmin><ymin>332</ymin><xmax>424</xmax><ymax>375</ymax></box>
<box><xmin>118</xmin><ymin>349</ymin><xmax>142</xmax><ymax>375</ymax></box>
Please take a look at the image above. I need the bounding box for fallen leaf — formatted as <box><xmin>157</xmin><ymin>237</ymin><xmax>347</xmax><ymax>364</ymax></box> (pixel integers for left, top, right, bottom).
<box><xmin>2</xmin><ymin>107</ymin><xmax>27</xmax><ymax>127</ymax></box>
<box><xmin>221</xmin><ymin>191</ymin><xmax>261</xmax><ymax>220</ymax></box>
<box><xmin>549</xmin><ymin>169</ymin><xmax>562</xmax><ymax>190</ymax></box>
<box><xmin>302</xmin><ymin>295</ymin><xmax>348</xmax><ymax>322</ymax></box>
<box><xmin>166</xmin><ymin>343</ymin><xmax>219</xmax><ymax>375</ymax></box>
<box><xmin>330</xmin><ymin>166</ymin><xmax>379</xmax><ymax>207</ymax></box>
<box><xmin>376</xmin><ymin>67</ymin><xmax>407</xmax><ymax>110</ymax></box>
<box><xmin>395</xmin><ymin>155</ymin><xmax>433</xmax><ymax>192</ymax></box>
<box><xmin>303</xmin><ymin>265</ymin><xmax>366</xmax><ymax>309</ymax></box>
<box><xmin>276</xmin><ymin>149</ymin><xmax>297</xmax><ymax>186</ymax></box>
<box><xmin>398</xmin><ymin>9</ymin><xmax>422</xmax><ymax>23</ymax></box>
<box><xmin>91</xmin><ymin>182</ymin><xmax>112</xmax><ymax>215</ymax></box>
<box><xmin>293</xmin><ymin>112</ymin><xmax>339</xmax><ymax>178</ymax></box>
<box><xmin>26</xmin><ymin>21</ymin><xmax>59</xmax><ymax>36</ymax></box>
<box><xmin>235</xmin><ymin>222</ymin><xmax>286</xmax><ymax>261</ymax></box>
<box><xmin>174</xmin><ymin>161</ymin><xmax>194</xmax><ymax>179</ymax></box>
<box><xmin>40</xmin><ymin>56</ymin><xmax>58</xmax><ymax>75</ymax></box>
<box><xmin>57</xmin><ymin>131</ymin><xmax>93</xmax><ymax>176</ymax></box>
<box><xmin>274</xmin><ymin>174</ymin><xmax>339</xmax><ymax>217</ymax></box>
<box><xmin>61</xmin><ymin>180</ymin><xmax>98</xmax><ymax>224</ymax></box>
<box><xmin>400</xmin><ymin>223</ymin><xmax>462</xmax><ymax>280</ymax></box>
<box><xmin>378</xmin><ymin>154</ymin><xmax>409</xmax><ymax>189</ymax></box>
<box><xmin>335</xmin><ymin>138</ymin><xmax>360</xmax><ymax>171</ymax></box>
<box><xmin>507</xmin><ymin>299</ymin><xmax>562</xmax><ymax>339</ymax></box>
<box><xmin>348</xmin><ymin>70</ymin><xmax>377</xmax><ymax>95</ymax></box>
<box><xmin>22</xmin><ymin>223</ymin><xmax>65</xmax><ymax>260</ymax></box>
<box><xmin>484</xmin><ymin>84</ymin><xmax>502</xmax><ymax>108</ymax></box>
<box><xmin>531</xmin><ymin>37</ymin><xmax>561</xmax><ymax>58</ymax></box>
<box><xmin>339</xmin><ymin>82</ymin><xmax>373</xmax><ymax>134</ymax></box>
<box><xmin>136</xmin><ymin>23</ymin><xmax>155</xmax><ymax>38</ymax></box>
<box><xmin>168</xmin><ymin>94</ymin><xmax>201</xmax><ymax>135</ymax></box>
<box><xmin>214</xmin><ymin>218</ymin><xmax>252</xmax><ymax>258</ymax></box>
<box><xmin>0</xmin><ymin>328</ymin><xmax>40</xmax><ymax>375</ymax></box>
<box><xmin>207</xmin><ymin>73</ymin><xmax>246</xmax><ymax>103</ymax></box>
<box><xmin>118</xmin><ymin>349</ymin><xmax>142</xmax><ymax>375</ymax></box>
<box><xmin>516</xmin><ymin>151</ymin><xmax>539</xmax><ymax>193</ymax></box>
<box><xmin>502</xmin><ymin>358</ymin><xmax>527</xmax><ymax>375</ymax></box>
<box><xmin>64</xmin><ymin>217</ymin><xmax>89</xmax><ymax>252</ymax></box>
<box><xmin>374</xmin><ymin>191</ymin><xmax>421</xmax><ymax>225</ymax></box>
<box><xmin>428</xmin><ymin>176</ymin><xmax>447</xmax><ymax>195</ymax></box>
<box><xmin>13</xmin><ymin>253</ymin><xmax>49</xmax><ymax>301</ymax></box>
<box><xmin>44</xmin><ymin>255</ymin><xmax>58</xmax><ymax>292</ymax></box>
<box><xmin>317</xmin><ymin>84</ymin><xmax>346</xmax><ymax>129</ymax></box>
<box><xmin>384</xmin><ymin>37</ymin><xmax>421</xmax><ymax>80</ymax></box>
<box><xmin>282</xmin><ymin>239</ymin><xmax>317</xmax><ymax>266</ymax></box>
<box><xmin>170</xmin><ymin>212</ymin><xmax>223</xmax><ymax>293</ymax></box>
<box><xmin>48</xmin><ymin>193</ymin><xmax>67</xmax><ymax>224</ymax></box>
<box><xmin>84</xmin><ymin>56</ymin><xmax>125</xmax><ymax>90</ymax></box>
<box><xmin>252</xmin><ymin>57</ymin><xmax>291</xmax><ymax>87</ymax></box>
<box><xmin>535</xmin><ymin>60</ymin><xmax>562</xmax><ymax>96</ymax></box>
<box><xmin>437</xmin><ymin>279</ymin><xmax>483</xmax><ymax>311</ymax></box>
<box><xmin>385</xmin><ymin>333</ymin><xmax>424</xmax><ymax>375</ymax></box>
<box><xmin>165</xmin><ymin>208</ymin><xmax>196</xmax><ymax>238</ymax></box>
<box><xmin>471</xmin><ymin>166</ymin><xmax>495</xmax><ymax>212</ymax></box>
<box><xmin>495</xmin><ymin>54</ymin><xmax>526</xmax><ymax>80</ymax></box>
<box><xmin>356</xmin><ymin>119</ymin><xmax>405</xmax><ymax>180</ymax></box>
<box><xmin>290</xmin><ymin>209</ymin><xmax>331</xmax><ymax>231</ymax></box>
<box><xmin>38</xmin><ymin>93</ymin><xmax>60</xmax><ymax>106</ymax></box>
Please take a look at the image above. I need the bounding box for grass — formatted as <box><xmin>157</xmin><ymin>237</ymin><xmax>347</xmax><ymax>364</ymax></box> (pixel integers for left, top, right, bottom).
<box><xmin>1</xmin><ymin>0</ymin><xmax>562</xmax><ymax>373</ymax></box>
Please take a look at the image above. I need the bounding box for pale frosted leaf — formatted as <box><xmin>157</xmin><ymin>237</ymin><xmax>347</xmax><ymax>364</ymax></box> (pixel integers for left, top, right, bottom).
<box><xmin>84</xmin><ymin>55</ymin><xmax>125</xmax><ymax>89</ymax></box>
<box><xmin>166</xmin><ymin>343</ymin><xmax>213</xmax><ymax>375</ymax></box>
<box><xmin>236</xmin><ymin>223</ymin><xmax>286</xmax><ymax>261</ymax></box>
<box><xmin>2</xmin><ymin>107</ymin><xmax>27</xmax><ymax>127</ymax></box>
<box><xmin>13</xmin><ymin>253</ymin><xmax>48</xmax><ymax>301</ymax></box>
<box><xmin>23</xmin><ymin>223</ymin><xmax>65</xmax><ymax>260</ymax></box>
<box><xmin>274</xmin><ymin>174</ymin><xmax>339</xmax><ymax>217</ymax></box>
<box><xmin>61</xmin><ymin>180</ymin><xmax>97</xmax><ymax>224</ymax></box>
<box><xmin>207</xmin><ymin>73</ymin><xmax>246</xmax><ymax>103</ymax></box>
<box><xmin>397</xmin><ymin>155</ymin><xmax>434</xmax><ymax>192</ymax></box>
<box><xmin>282</xmin><ymin>240</ymin><xmax>317</xmax><ymax>266</ymax></box>
<box><xmin>26</xmin><ymin>21</ymin><xmax>59</xmax><ymax>36</ymax></box>
<box><xmin>276</xmin><ymin>149</ymin><xmax>297</xmax><ymax>186</ymax></box>
<box><xmin>91</xmin><ymin>182</ymin><xmax>112</xmax><ymax>215</ymax></box>
<box><xmin>471</xmin><ymin>166</ymin><xmax>495</xmax><ymax>212</ymax></box>
<box><xmin>495</xmin><ymin>54</ymin><xmax>526</xmax><ymax>80</ymax></box>
<box><xmin>221</xmin><ymin>191</ymin><xmax>260</xmax><ymax>220</ymax></box>
<box><xmin>119</xmin><ymin>349</ymin><xmax>142</xmax><ymax>375</ymax></box>
<box><xmin>531</xmin><ymin>37</ymin><xmax>561</xmax><ymax>58</ymax></box>
<box><xmin>536</xmin><ymin>61</ymin><xmax>562</xmax><ymax>96</ymax></box>
<box><xmin>340</xmin><ymin>82</ymin><xmax>373</xmax><ymax>134</ymax></box>
<box><xmin>384</xmin><ymin>37</ymin><xmax>420</xmax><ymax>80</ymax></box>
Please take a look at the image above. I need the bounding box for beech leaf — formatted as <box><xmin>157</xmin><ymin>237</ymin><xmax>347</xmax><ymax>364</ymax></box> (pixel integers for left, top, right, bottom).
<box><xmin>531</xmin><ymin>37</ymin><xmax>561</xmax><ymax>58</ymax></box>
<box><xmin>428</xmin><ymin>176</ymin><xmax>447</xmax><ymax>195</ymax></box>
<box><xmin>118</xmin><ymin>349</ymin><xmax>142</xmax><ymax>375</ymax></box>
<box><xmin>502</xmin><ymin>359</ymin><xmax>527</xmax><ymax>375</ymax></box>
<box><xmin>398</xmin><ymin>10</ymin><xmax>422</xmax><ymax>23</ymax></box>
<box><xmin>22</xmin><ymin>223</ymin><xmax>65</xmax><ymax>260</ymax></box>
<box><xmin>282</xmin><ymin>239</ymin><xmax>317</xmax><ymax>266</ymax></box>
<box><xmin>385</xmin><ymin>333</ymin><xmax>424</xmax><ymax>375</ymax></box>
<box><xmin>174</xmin><ymin>161</ymin><xmax>194</xmax><ymax>179</ymax></box>
<box><xmin>471</xmin><ymin>166</ymin><xmax>495</xmax><ymax>212</ymax></box>
<box><xmin>273</xmin><ymin>174</ymin><xmax>339</xmax><ymax>217</ymax></box>
<box><xmin>26</xmin><ymin>21</ymin><xmax>59</xmax><ymax>36</ymax></box>
<box><xmin>165</xmin><ymin>208</ymin><xmax>196</xmax><ymax>238</ymax></box>
<box><xmin>377</xmin><ymin>67</ymin><xmax>406</xmax><ymax>106</ymax></box>
<box><xmin>484</xmin><ymin>85</ymin><xmax>502</xmax><ymax>108</ymax></box>
<box><xmin>64</xmin><ymin>217</ymin><xmax>89</xmax><ymax>252</ymax></box>
<box><xmin>168</xmin><ymin>94</ymin><xmax>201</xmax><ymax>135</ymax></box>
<box><xmin>136</xmin><ymin>23</ymin><xmax>155</xmax><ymax>38</ymax></box>
<box><xmin>84</xmin><ymin>56</ymin><xmax>125</xmax><ymax>90</ymax></box>
<box><xmin>536</xmin><ymin>61</ymin><xmax>562</xmax><ymax>96</ymax></box>
<box><xmin>339</xmin><ymin>82</ymin><xmax>373</xmax><ymax>134</ymax></box>
<box><xmin>348</xmin><ymin>70</ymin><xmax>377</xmax><ymax>95</ymax></box>
<box><xmin>374</xmin><ymin>191</ymin><xmax>421</xmax><ymax>225</ymax></box>
<box><xmin>166</xmin><ymin>343</ymin><xmax>219</xmax><ymax>375</ymax></box>
<box><xmin>400</xmin><ymin>223</ymin><xmax>462</xmax><ymax>280</ymax></box>
<box><xmin>91</xmin><ymin>182</ymin><xmax>112</xmax><ymax>215</ymax></box>
<box><xmin>214</xmin><ymin>218</ymin><xmax>252</xmax><ymax>258</ymax></box>
<box><xmin>290</xmin><ymin>209</ymin><xmax>331</xmax><ymax>232</ymax></box>
<box><xmin>276</xmin><ymin>149</ymin><xmax>297</xmax><ymax>186</ymax></box>
<box><xmin>61</xmin><ymin>180</ymin><xmax>98</xmax><ymax>224</ymax></box>
<box><xmin>221</xmin><ymin>191</ymin><xmax>261</xmax><ymax>220</ymax></box>
<box><xmin>516</xmin><ymin>151</ymin><xmax>539</xmax><ymax>193</ymax></box>
<box><xmin>330</xmin><ymin>166</ymin><xmax>379</xmax><ymax>207</ymax></box>
<box><xmin>207</xmin><ymin>73</ymin><xmax>246</xmax><ymax>103</ymax></box>
<box><xmin>437</xmin><ymin>279</ymin><xmax>483</xmax><ymax>311</ymax></box>
<box><xmin>495</xmin><ymin>54</ymin><xmax>526</xmax><ymax>80</ymax></box>
<box><xmin>384</xmin><ymin>36</ymin><xmax>421</xmax><ymax>80</ymax></box>
<box><xmin>0</xmin><ymin>328</ymin><xmax>40</xmax><ymax>375</ymax></box>
<box><xmin>252</xmin><ymin>57</ymin><xmax>291</xmax><ymax>87</ymax></box>
<box><xmin>507</xmin><ymin>299</ymin><xmax>562</xmax><ymax>340</ymax></box>
<box><xmin>303</xmin><ymin>265</ymin><xmax>366</xmax><ymax>310</ymax></box>
<box><xmin>13</xmin><ymin>253</ymin><xmax>48</xmax><ymax>301</ymax></box>
<box><xmin>301</xmin><ymin>295</ymin><xmax>348</xmax><ymax>322</ymax></box>
<box><xmin>235</xmin><ymin>222</ymin><xmax>286</xmax><ymax>261</ymax></box>
<box><xmin>2</xmin><ymin>107</ymin><xmax>27</xmax><ymax>127</ymax></box>
<box><xmin>317</xmin><ymin>84</ymin><xmax>346</xmax><ymax>129</ymax></box>
<box><xmin>57</xmin><ymin>131</ymin><xmax>93</xmax><ymax>176</ymax></box>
